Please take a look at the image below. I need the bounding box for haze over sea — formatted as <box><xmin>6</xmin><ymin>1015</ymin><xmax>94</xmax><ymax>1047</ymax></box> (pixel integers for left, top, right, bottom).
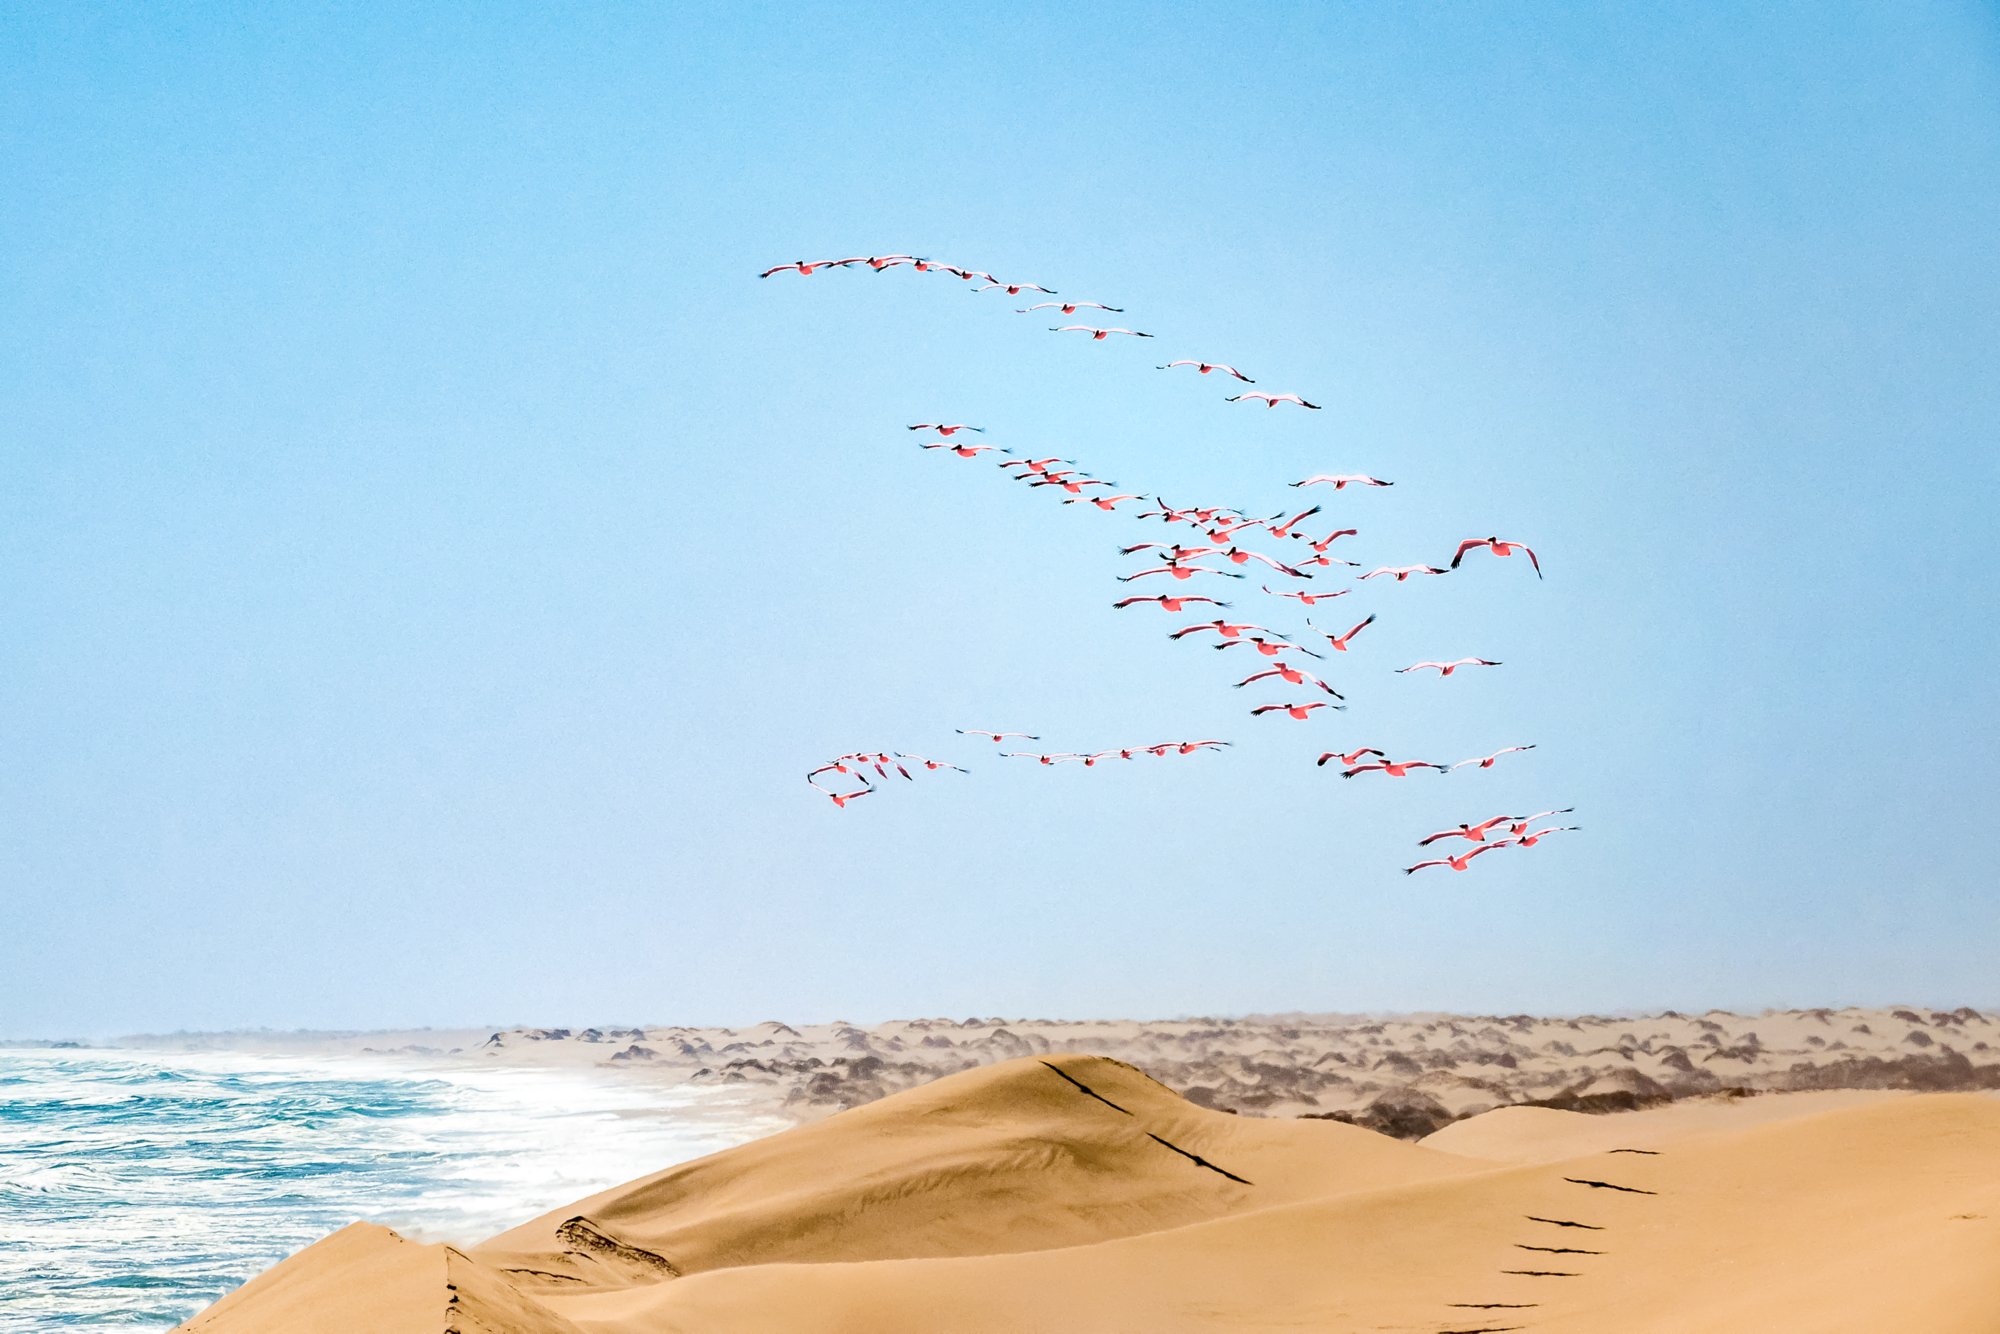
<box><xmin>0</xmin><ymin>1046</ymin><xmax>781</xmax><ymax>1328</ymax></box>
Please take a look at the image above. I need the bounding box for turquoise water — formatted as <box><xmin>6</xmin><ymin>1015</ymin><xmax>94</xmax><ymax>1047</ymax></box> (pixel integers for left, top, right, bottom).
<box><xmin>0</xmin><ymin>1047</ymin><xmax>780</xmax><ymax>1328</ymax></box>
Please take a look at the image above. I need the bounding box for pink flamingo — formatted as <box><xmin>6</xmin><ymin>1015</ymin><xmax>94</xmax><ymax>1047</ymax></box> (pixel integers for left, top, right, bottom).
<box><xmin>1311</xmin><ymin>614</ymin><xmax>1376</xmax><ymax>652</ymax></box>
<box><xmin>975</xmin><ymin>281</ymin><xmax>1055</xmax><ymax>296</ymax></box>
<box><xmin>1018</xmin><ymin>300</ymin><xmax>1123</xmax><ymax>314</ymax></box>
<box><xmin>1398</xmin><ymin>658</ymin><xmax>1502</xmax><ymax>676</ymax></box>
<box><xmin>1343</xmin><ymin>758</ymin><xmax>1448</xmax><ymax>778</ymax></box>
<box><xmin>955</xmin><ymin>730</ymin><xmax>1040</xmax><ymax>743</ymax></box>
<box><xmin>919</xmin><ymin>441</ymin><xmax>1007</xmax><ymax>458</ymax></box>
<box><xmin>1112</xmin><ymin>594</ymin><xmax>1231</xmax><ymax>612</ymax></box>
<box><xmin>1450</xmin><ymin>745</ymin><xmax>1537</xmax><ymax>771</ymax></box>
<box><xmin>759</xmin><ymin>259</ymin><xmax>841</xmax><ymax>278</ymax></box>
<box><xmin>1497</xmin><ymin>825</ymin><xmax>1581</xmax><ymax>848</ymax></box>
<box><xmin>1450</xmin><ymin>536</ymin><xmax>1543</xmax><ymax>579</ymax></box>
<box><xmin>1405</xmin><ymin>843</ymin><xmax>1507</xmax><ymax>874</ymax></box>
<box><xmin>1418</xmin><ymin>816</ymin><xmax>1524</xmax><ymax>846</ymax></box>
<box><xmin>1251</xmin><ymin>701</ymin><xmax>1342</xmax><ymax>720</ymax></box>
<box><xmin>1235</xmin><ymin>663</ymin><xmax>1343</xmax><ymax>698</ymax></box>
<box><xmin>908</xmin><ymin>423</ymin><xmax>984</xmax><ymax>436</ymax></box>
<box><xmin>1359</xmin><ymin>565</ymin><xmax>1449</xmax><ymax>582</ymax></box>
<box><xmin>1226</xmin><ymin>392</ymin><xmax>1320</xmax><ymax>409</ymax></box>
<box><xmin>1051</xmin><ymin>325</ymin><xmax>1154</xmax><ymax>340</ymax></box>
<box><xmin>1168</xmin><ymin>620</ymin><xmax>1278</xmax><ymax>641</ymax></box>
<box><xmin>1120</xmin><ymin>563</ymin><xmax>1245</xmax><ymax>583</ymax></box>
<box><xmin>1315</xmin><ymin>747</ymin><xmax>1387</xmax><ymax>768</ymax></box>
<box><xmin>1293</xmin><ymin>474</ymin><xmax>1391</xmax><ymax>489</ymax></box>
<box><xmin>1264</xmin><ymin>585</ymin><xmax>1350</xmax><ymax>605</ymax></box>
<box><xmin>1158</xmin><ymin>360</ymin><xmax>1255</xmax><ymax>382</ymax></box>
<box><xmin>1501</xmin><ymin>807</ymin><xmax>1575</xmax><ymax>836</ymax></box>
<box><xmin>1266</xmin><ymin>506</ymin><xmax>1321</xmax><ymax>539</ymax></box>
<box><xmin>1214</xmin><ymin>636</ymin><xmax>1319</xmax><ymax>658</ymax></box>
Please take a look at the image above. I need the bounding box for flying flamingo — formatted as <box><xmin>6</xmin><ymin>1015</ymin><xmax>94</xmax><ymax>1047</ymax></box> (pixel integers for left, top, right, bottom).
<box><xmin>1120</xmin><ymin>542</ymin><xmax>1224</xmax><ymax>561</ymax></box>
<box><xmin>1264</xmin><ymin>585</ymin><xmax>1350</xmax><ymax>605</ymax></box>
<box><xmin>1305</xmin><ymin>527</ymin><xmax>1360</xmax><ymax>552</ymax></box>
<box><xmin>955</xmin><ymin>730</ymin><xmax>1040</xmax><ymax>743</ymax></box>
<box><xmin>1450</xmin><ymin>745</ymin><xmax>1538</xmax><ymax>771</ymax></box>
<box><xmin>1226</xmin><ymin>392</ymin><xmax>1321</xmax><ymax>409</ymax></box>
<box><xmin>1235</xmin><ymin>664</ymin><xmax>1343</xmax><ymax>697</ymax></box>
<box><xmin>758</xmin><ymin>260</ymin><xmax>842</xmax><ymax>278</ymax></box>
<box><xmin>1120</xmin><ymin>563</ymin><xmax>1245</xmax><ymax>583</ymax></box>
<box><xmin>974</xmin><ymin>281</ymin><xmax>1055</xmax><ymax>295</ymax></box>
<box><xmin>1063</xmin><ymin>493</ymin><xmax>1142</xmax><ymax>511</ymax></box>
<box><xmin>1316</xmin><ymin>747</ymin><xmax>1387</xmax><ymax>768</ymax></box>
<box><xmin>1359</xmin><ymin>565</ymin><xmax>1449</xmax><ymax>582</ymax></box>
<box><xmin>1000</xmin><ymin>751</ymin><xmax>1085</xmax><ymax>765</ymax></box>
<box><xmin>1405</xmin><ymin>843</ymin><xmax>1508</xmax><ymax>874</ymax></box>
<box><xmin>1168</xmin><ymin>620</ymin><xmax>1279</xmax><ymax>641</ymax></box>
<box><xmin>1251</xmin><ymin>701</ymin><xmax>1343</xmax><ymax>720</ymax></box>
<box><xmin>1343</xmin><ymin>758</ymin><xmax>1448</xmax><ymax>778</ymax></box>
<box><xmin>1295</xmin><ymin>551</ymin><xmax>1358</xmax><ymax>571</ymax></box>
<box><xmin>1112</xmin><ymin>594</ymin><xmax>1231</xmax><ymax>612</ymax></box>
<box><xmin>1450</xmin><ymin>537</ymin><xmax>1543</xmax><ymax>579</ymax></box>
<box><xmin>1310</xmin><ymin>614</ymin><xmax>1376</xmax><ymax>652</ymax></box>
<box><xmin>908</xmin><ymin>423</ymin><xmax>985</xmax><ymax>436</ymax></box>
<box><xmin>1266</xmin><ymin>506</ymin><xmax>1322</xmax><ymax>539</ymax></box>
<box><xmin>1502</xmin><ymin>807</ymin><xmax>1576</xmax><ymax>836</ymax></box>
<box><xmin>1293</xmin><ymin>474</ymin><xmax>1392</xmax><ymax>489</ymax></box>
<box><xmin>1215</xmin><ymin>636</ymin><xmax>1320</xmax><ymax>658</ymax></box>
<box><xmin>1398</xmin><ymin>658</ymin><xmax>1503</xmax><ymax>676</ymax></box>
<box><xmin>897</xmin><ymin>755</ymin><xmax>970</xmax><ymax>773</ymax></box>
<box><xmin>1498</xmin><ymin>824</ymin><xmax>1581</xmax><ymax>848</ymax></box>
<box><xmin>1018</xmin><ymin>300</ymin><xmax>1124</xmax><ymax>314</ymax></box>
<box><xmin>1418</xmin><ymin>816</ymin><xmax>1525</xmax><ymax>846</ymax></box>
<box><xmin>1158</xmin><ymin>360</ymin><xmax>1255</xmax><ymax>382</ymax></box>
<box><xmin>1030</xmin><ymin>476</ymin><xmax>1116</xmax><ymax>494</ymax></box>
<box><xmin>1223</xmin><ymin>547</ymin><xmax>1312</xmax><ymax>578</ymax></box>
<box><xmin>1051</xmin><ymin>325</ymin><xmax>1154</xmax><ymax>340</ymax></box>
<box><xmin>1155</xmin><ymin>739</ymin><xmax>1232</xmax><ymax>755</ymax></box>
<box><xmin>826</xmin><ymin>788</ymin><xmax>875</xmax><ymax>809</ymax></box>
<box><xmin>919</xmin><ymin>441</ymin><xmax>1007</xmax><ymax>458</ymax></box>
<box><xmin>998</xmin><ymin>456</ymin><xmax>1075</xmax><ymax>474</ymax></box>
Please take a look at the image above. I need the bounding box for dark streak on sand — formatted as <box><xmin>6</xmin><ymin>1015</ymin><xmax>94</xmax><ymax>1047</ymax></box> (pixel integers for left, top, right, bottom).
<box><xmin>1564</xmin><ymin>1176</ymin><xmax>1658</xmax><ymax>1195</ymax></box>
<box><xmin>1501</xmin><ymin>1268</ymin><xmax>1579</xmax><ymax>1277</ymax></box>
<box><xmin>1144</xmin><ymin>1132</ymin><xmax>1253</xmax><ymax>1184</ymax></box>
<box><xmin>1516</xmin><ymin>1243</ymin><xmax>1603</xmax><ymax>1255</ymax></box>
<box><xmin>1608</xmin><ymin>1148</ymin><xmax>1661</xmax><ymax>1155</ymax></box>
<box><xmin>1526</xmin><ymin>1215</ymin><xmax>1604</xmax><ymax>1230</ymax></box>
<box><xmin>1040</xmin><ymin>1061</ymin><xmax>1134</xmax><ymax>1115</ymax></box>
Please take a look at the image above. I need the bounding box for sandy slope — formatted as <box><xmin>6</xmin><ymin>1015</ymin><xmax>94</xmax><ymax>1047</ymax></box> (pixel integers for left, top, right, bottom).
<box><xmin>179</xmin><ymin>1052</ymin><xmax>2000</xmax><ymax>1333</ymax></box>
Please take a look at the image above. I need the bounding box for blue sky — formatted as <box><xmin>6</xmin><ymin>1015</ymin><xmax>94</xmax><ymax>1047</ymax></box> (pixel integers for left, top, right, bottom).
<box><xmin>3</xmin><ymin>3</ymin><xmax>1996</xmax><ymax>1036</ymax></box>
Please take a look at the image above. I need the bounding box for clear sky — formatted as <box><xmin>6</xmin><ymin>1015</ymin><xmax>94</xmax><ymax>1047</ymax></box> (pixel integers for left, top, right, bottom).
<box><xmin>3</xmin><ymin>3</ymin><xmax>1996</xmax><ymax>1037</ymax></box>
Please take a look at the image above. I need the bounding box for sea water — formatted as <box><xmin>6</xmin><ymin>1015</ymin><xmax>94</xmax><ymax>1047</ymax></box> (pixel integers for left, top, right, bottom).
<box><xmin>0</xmin><ymin>1046</ymin><xmax>785</xmax><ymax>1328</ymax></box>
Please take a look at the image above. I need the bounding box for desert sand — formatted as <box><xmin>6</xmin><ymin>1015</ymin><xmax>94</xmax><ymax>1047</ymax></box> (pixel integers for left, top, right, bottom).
<box><xmin>178</xmin><ymin>1052</ymin><xmax>2000</xmax><ymax>1332</ymax></box>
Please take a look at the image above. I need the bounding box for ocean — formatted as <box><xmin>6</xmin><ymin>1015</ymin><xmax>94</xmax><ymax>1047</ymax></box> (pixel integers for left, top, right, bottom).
<box><xmin>0</xmin><ymin>1045</ymin><xmax>784</xmax><ymax>1329</ymax></box>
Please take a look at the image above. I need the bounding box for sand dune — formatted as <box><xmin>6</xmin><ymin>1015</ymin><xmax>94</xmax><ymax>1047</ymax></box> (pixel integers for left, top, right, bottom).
<box><xmin>180</xmin><ymin>1052</ymin><xmax>2000</xmax><ymax>1332</ymax></box>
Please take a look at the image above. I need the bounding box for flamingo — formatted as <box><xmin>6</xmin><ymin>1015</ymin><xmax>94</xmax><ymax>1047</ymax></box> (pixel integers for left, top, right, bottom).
<box><xmin>1030</xmin><ymin>476</ymin><xmax>1116</xmax><ymax>494</ymax></box>
<box><xmin>1161</xmin><ymin>739</ymin><xmax>1232</xmax><ymax>755</ymax></box>
<box><xmin>1120</xmin><ymin>542</ymin><xmax>1224</xmax><ymax>561</ymax></box>
<box><xmin>1343</xmin><ymin>758</ymin><xmax>1448</xmax><ymax>778</ymax></box>
<box><xmin>1251</xmin><ymin>701</ymin><xmax>1343</xmax><ymax>720</ymax></box>
<box><xmin>826</xmin><ymin>788</ymin><xmax>875</xmax><ymax>809</ymax></box>
<box><xmin>1498</xmin><ymin>824</ymin><xmax>1581</xmax><ymax>848</ymax></box>
<box><xmin>1018</xmin><ymin>300</ymin><xmax>1124</xmax><ymax>314</ymax></box>
<box><xmin>1316</xmin><ymin>747</ymin><xmax>1387</xmax><ymax>768</ymax></box>
<box><xmin>758</xmin><ymin>259</ymin><xmax>842</xmax><ymax>278</ymax></box>
<box><xmin>1120</xmin><ymin>563</ymin><xmax>1245</xmax><ymax>583</ymax></box>
<box><xmin>1235</xmin><ymin>664</ymin><xmax>1343</xmax><ymax>697</ymax></box>
<box><xmin>1502</xmin><ymin>807</ymin><xmax>1576</xmax><ymax>836</ymax></box>
<box><xmin>1264</xmin><ymin>585</ymin><xmax>1350</xmax><ymax>605</ymax></box>
<box><xmin>1405</xmin><ymin>843</ymin><xmax>1508</xmax><ymax>874</ymax></box>
<box><xmin>1359</xmin><ymin>565</ymin><xmax>1449</xmax><ymax>581</ymax></box>
<box><xmin>955</xmin><ymin>730</ymin><xmax>1040</xmax><ymax>743</ymax></box>
<box><xmin>1063</xmin><ymin>493</ymin><xmax>1143</xmax><ymax>511</ymax></box>
<box><xmin>1449</xmin><ymin>745</ymin><xmax>1537</xmax><ymax>771</ymax></box>
<box><xmin>998</xmin><ymin>456</ymin><xmax>1075</xmax><ymax>474</ymax></box>
<box><xmin>1223</xmin><ymin>547</ymin><xmax>1312</xmax><ymax>577</ymax></box>
<box><xmin>1215</xmin><ymin>635</ymin><xmax>1320</xmax><ymax>658</ymax></box>
<box><xmin>1418</xmin><ymin>816</ymin><xmax>1525</xmax><ymax>846</ymax></box>
<box><xmin>908</xmin><ymin>423</ymin><xmax>985</xmax><ymax>436</ymax></box>
<box><xmin>1158</xmin><ymin>360</ymin><xmax>1255</xmax><ymax>383</ymax></box>
<box><xmin>1226</xmin><ymin>392</ymin><xmax>1321</xmax><ymax>409</ymax></box>
<box><xmin>1112</xmin><ymin>594</ymin><xmax>1231</xmax><ymax>612</ymax></box>
<box><xmin>1398</xmin><ymin>658</ymin><xmax>1503</xmax><ymax>676</ymax></box>
<box><xmin>1292</xmin><ymin>474</ymin><xmax>1391</xmax><ymax>489</ymax></box>
<box><xmin>855</xmin><ymin>253</ymin><xmax>920</xmax><ymax>271</ymax></box>
<box><xmin>896</xmin><ymin>754</ymin><xmax>969</xmax><ymax>773</ymax></box>
<box><xmin>1310</xmin><ymin>614</ymin><xmax>1377</xmax><ymax>652</ymax></box>
<box><xmin>1295</xmin><ymin>551</ymin><xmax>1358</xmax><ymax>570</ymax></box>
<box><xmin>1168</xmin><ymin>620</ymin><xmax>1278</xmax><ymax>641</ymax></box>
<box><xmin>1266</xmin><ymin>506</ymin><xmax>1321</xmax><ymax>539</ymax></box>
<box><xmin>1305</xmin><ymin>527</ymin><xmax>1361</xmax><ymax>553</ymax></box>
<box><xmin>1450</xmin><ymin>537</ymin><xmax>1543</xmax><ymax>579</ymax></box>
<box><xmin>974</xmin><ymin>281</ymin><xmax>1055</xmax><ymax>296</ymax></box>
<box><xmin>1000</xmin><ymin>751</ymin><xmax>1082</xmax><ymax>765</ymax></box>
<box><xmin>919</xmin><ymin>441</ymin><xmax>1007</xmax><ymax>458</ymax></box>
<box><xmin>1051</xmin><ymin>325</ymin><xmax>1154</xmax><ymax>340</ymax></box>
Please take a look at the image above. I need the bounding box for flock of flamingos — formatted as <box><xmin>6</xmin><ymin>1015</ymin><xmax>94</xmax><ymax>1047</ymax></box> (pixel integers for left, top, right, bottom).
<box><xmin>766</xmin><ymin>253</ymin><xmax>1576</xmax><ymax>874</ymax></box>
